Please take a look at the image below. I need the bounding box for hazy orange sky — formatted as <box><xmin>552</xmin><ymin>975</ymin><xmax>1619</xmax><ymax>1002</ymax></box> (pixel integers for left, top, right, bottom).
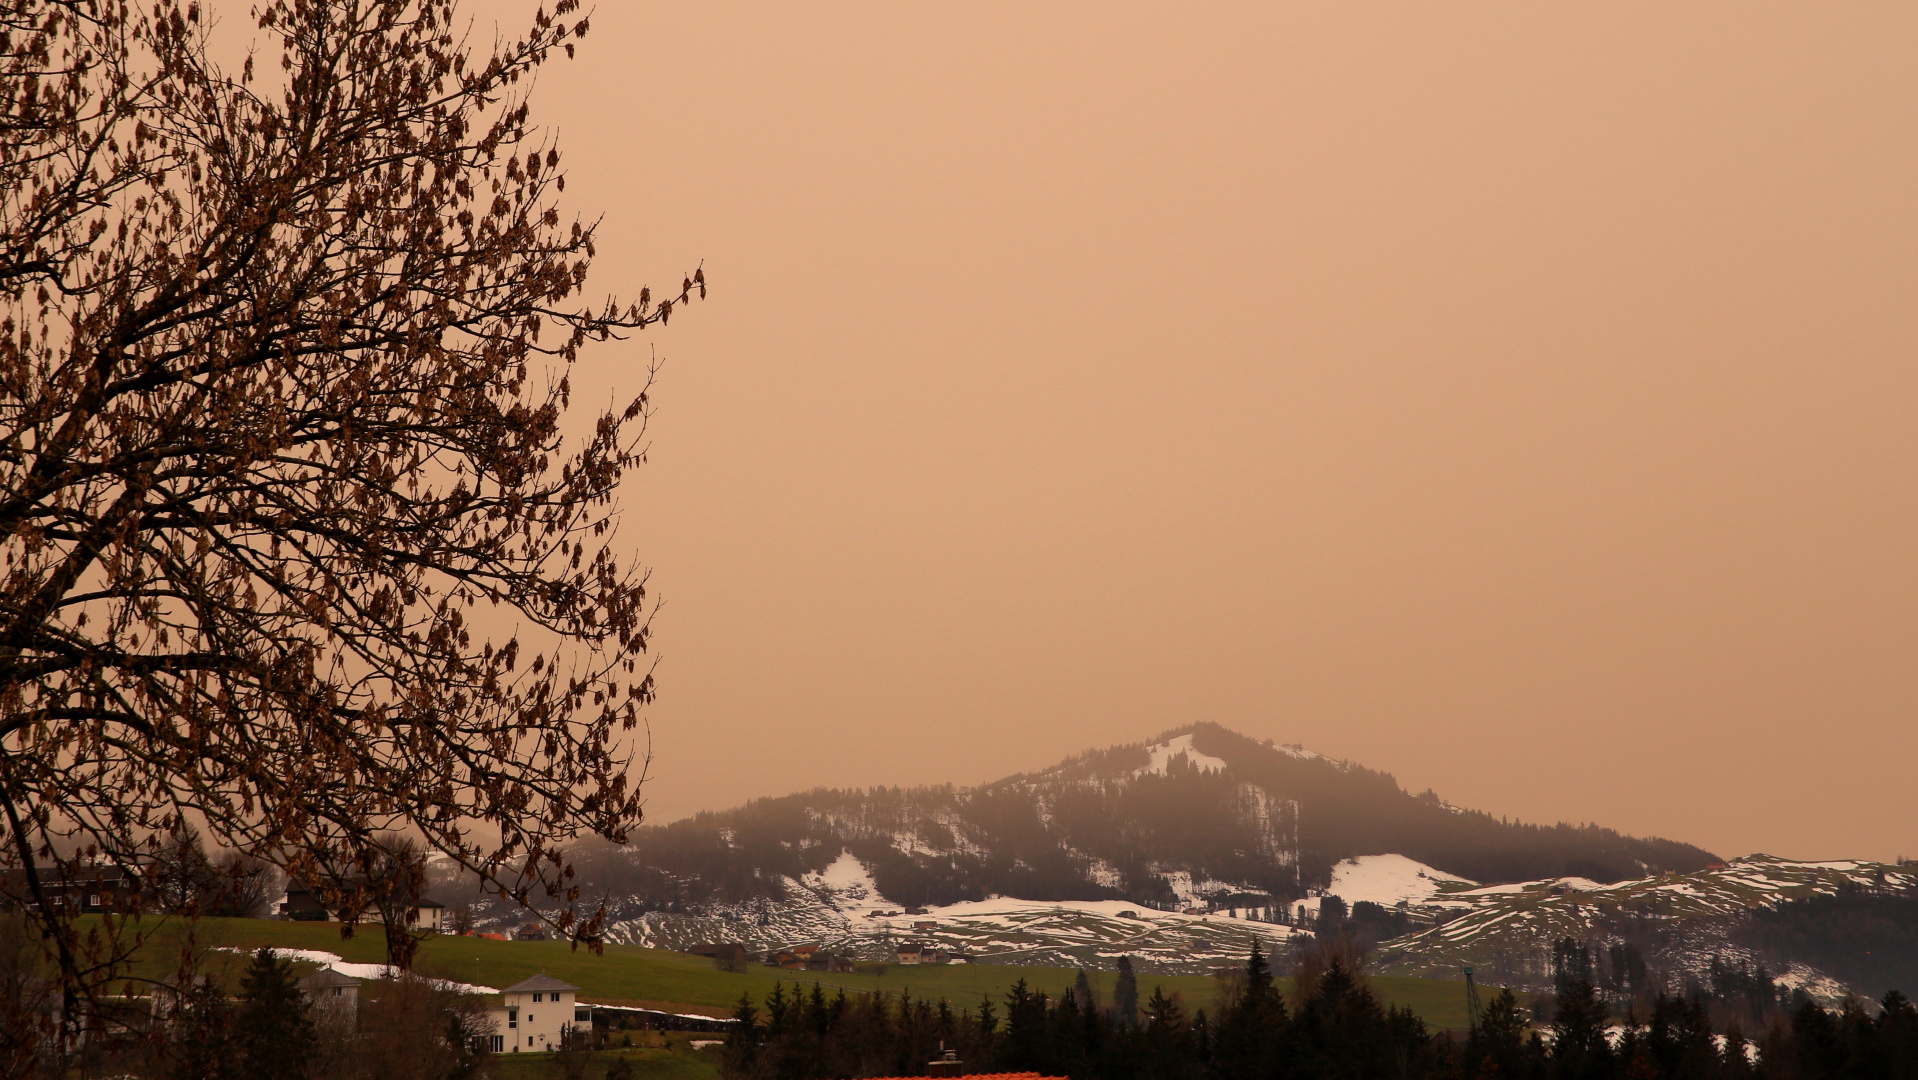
<box><xmin>470</xmin><ymin>1</ymin><xmax>1916</xmax><ymax>863</ymax></box>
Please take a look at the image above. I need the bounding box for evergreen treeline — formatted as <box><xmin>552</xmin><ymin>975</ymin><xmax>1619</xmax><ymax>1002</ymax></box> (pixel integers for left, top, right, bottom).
<box><xmin>720</xmin><ymin>947</ymin><xmax>1918</xmax><ymax>1080</ymax></box>
<box><xmin>1737</xmin><ymin>884</ymin><xmax>1918</xmax><ymax>1001</ymax></box>
<box><xmin>580</xmin><ymin>723</ymin><xmax>1717</xmax><ymax>911</ymax></box>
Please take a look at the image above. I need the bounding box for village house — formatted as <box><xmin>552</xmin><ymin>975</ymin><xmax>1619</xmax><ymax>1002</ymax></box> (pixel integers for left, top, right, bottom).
<box><xmin>279</xmin><ymin>885</ymin><xmax>447</xmax><ymax>931</ymax></box>
<box><xmin>485</xmin><ymin>974</ymin><xmax>587</xmax><ymax>1054</ymax></box>
<box><xmin>805</xmin><ymin>951</ymin><xmax>857</xmax><ymax>973</ymax></box>
<box><xmin>295</xmin><ymin>966</ymin><xmax>361</xmax><ymax>1019</ymax></box>
<box><xmin>1</xmin><ymin>867</ymin><xmax>139</xmax><ymax>914</ymax></box>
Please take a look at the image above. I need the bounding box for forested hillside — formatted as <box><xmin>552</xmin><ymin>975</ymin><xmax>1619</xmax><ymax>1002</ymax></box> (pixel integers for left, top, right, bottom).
<box><xmin>566</xmin><ymin>723</ymin><xmax>1715</xmax><ymax>913</ymax></box>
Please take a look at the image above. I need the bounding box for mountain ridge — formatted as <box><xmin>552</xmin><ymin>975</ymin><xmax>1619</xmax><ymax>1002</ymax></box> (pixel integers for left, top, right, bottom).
<box><xmin>571</xmin><ymin>722</ymin><xmax>1718</xmax><ymax>916</ymax></box>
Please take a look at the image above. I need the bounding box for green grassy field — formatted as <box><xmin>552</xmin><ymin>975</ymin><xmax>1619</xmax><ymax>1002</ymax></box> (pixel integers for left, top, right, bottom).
<box><xmin>484</xmin><ymin>1034</ymin><xmax>724</xmax><ymax>1080</ymax></box>
<box><xmin>117</xmin><ymin>917</ymin><xmax>1487</xmax><ymax>1031</ymax></box>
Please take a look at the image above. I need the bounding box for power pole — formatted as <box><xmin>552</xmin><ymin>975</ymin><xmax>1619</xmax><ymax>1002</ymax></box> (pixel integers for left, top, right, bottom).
<box><xmin>1463</xmin><ymin>964</ymin><xmax>1484</xmax><ymax>1032</ymax></box>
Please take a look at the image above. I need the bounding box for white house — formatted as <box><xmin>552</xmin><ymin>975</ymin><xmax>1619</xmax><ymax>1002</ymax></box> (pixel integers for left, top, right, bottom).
<box><xmin>407</xmin><ymin>898</ymin><xmax>446</xmax><ymax>932</ymax></box>
<box><xmin>485</xmin><ymin>974</ymin><xmax>586</xmax><ymax>1053</ymax></box>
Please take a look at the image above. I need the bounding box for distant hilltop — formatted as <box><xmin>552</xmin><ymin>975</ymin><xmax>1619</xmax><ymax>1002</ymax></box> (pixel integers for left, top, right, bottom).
<box><xmin>437</xmin><ymin>724</ymin><xmax>1913</xmax><ymax>1000</ymax></box>
<box><xmin>570</xmin><ymin>721</ymin><xmax>1718</xmax><ymax>916</ymax></box>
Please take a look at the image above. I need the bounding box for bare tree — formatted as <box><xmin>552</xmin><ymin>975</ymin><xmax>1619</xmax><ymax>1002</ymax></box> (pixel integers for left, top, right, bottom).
<box><xmin>446</xmin><ymin>903</ymin><xmax>475</xmax><ymax>937</ymax></box>
<box><xmin>348</xmin><ymin>973</ymin><xmax>489</xmax><ymax>1080</ymax></box>
<box><xmin>0</xmin><ymin>0</ymin><xmax>699</xmax><ymax>1044</ymax></box>
<box><xmin>0</xmin><ymin>912</ymin><xmax>57</xmax><ymax>1078</ymax></box>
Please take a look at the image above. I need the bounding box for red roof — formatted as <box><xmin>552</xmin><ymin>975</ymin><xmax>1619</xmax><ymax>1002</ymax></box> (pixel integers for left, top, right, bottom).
<box><xmin>863</xmin><ymin>1075</ymin><xmax>1065</xmax><ymax>1080</ymax></box>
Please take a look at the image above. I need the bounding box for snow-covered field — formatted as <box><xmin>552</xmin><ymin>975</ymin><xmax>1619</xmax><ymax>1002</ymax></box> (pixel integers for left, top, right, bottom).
<box><xmin>1371</xmin><ymin>854</ymin><xmax>1918</xmax><ymax>996</ymax></box>
<box><xmin>606</xmin><ymin>850</ymin><xmax>1305</xmax><ymax>973</ymax></box>
<box><xmin>215</xmin><ymin>948</ymin><xmax>499</xmax><ymax>994</ymax></box>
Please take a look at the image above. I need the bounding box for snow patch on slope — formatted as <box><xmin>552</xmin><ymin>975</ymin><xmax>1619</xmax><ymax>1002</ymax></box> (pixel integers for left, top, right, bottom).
<box><xmin>796</xmin><ymin>852</ymin><xmax>891</xmax><ymax>917</ymax></box>
<box><xmin>1326</xmin><ymin>855</ymin><xmax>1476</xmax><ymax>908</ymax></box>
<box><xmin>218</xmin><ymin>948</ymin><xmax>498</xmax><ymax>994</ymax></box>
<box><xmin>1137</xmin><ymin>733</ymin><xmax>1227</xmax><ymax>776</ymax></box>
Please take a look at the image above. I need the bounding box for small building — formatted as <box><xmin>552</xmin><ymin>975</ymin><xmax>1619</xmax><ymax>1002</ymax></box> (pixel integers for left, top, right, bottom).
<box><xmin>913</xmin><ymin>920</ymin><xmax>937</xmax><ymax>930</ymax></box>
<box><xmin>685</xmin><ymin>943</ymin><xmax>749</xmax><ymax>966</ymax></box>
<box><xmin>296</xmin><ymin>966</ymin><xmax>361</xmax><ymax>1017</ymax></box>
<box><xmin>279</xmin><ymin>885</ymin><xmax>447</xmax><ymax>931</ymax></box>
<box><xmin>486</xmin><ymin>974</ymin><xmax>584</xmax><ymax>1054</ymax></box>
<box><xmin>791</xmin><ymin>944</ymin><xmax>821</xmax><ymax>961</ymax></box>
<box><xmin>1</xmin><ymin>867</ymin><xmax>140</xmax><ymax>914</ymax></box>
<box><xmin>409</xmin><ymin>898</ymin><xmax>446</xmax><ymax>932</ymax></box>
<box><xmin>805</xmin><ymin>951</ymin><xmax>857</xmax><ymax>973</ymax></box>
<box><xmin>281</xmin><ymin>886</ymin><xmax>331</xmax><ymax>921</ymax></box>
<box><xmin>896</xmin><ymin>944</ymin><xmax>925</xmax><ymax>965</ymax></box>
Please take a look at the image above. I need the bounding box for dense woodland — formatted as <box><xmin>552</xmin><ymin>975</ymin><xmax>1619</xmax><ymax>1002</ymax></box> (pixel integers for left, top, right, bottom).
<box><xmin>583</xmin><ymin>724</ymin><xmax>1717</xmax><ymax>911</ymax></box>
<box><xmin>721</xmin><ymin>946</ymin><xmax>1918</xmax><ymax>1080</ymax></box>
<box><xmin>1738</xmin><ymin>886</ymin><xmax>1918</xmax><ymax>1002</ymax></box>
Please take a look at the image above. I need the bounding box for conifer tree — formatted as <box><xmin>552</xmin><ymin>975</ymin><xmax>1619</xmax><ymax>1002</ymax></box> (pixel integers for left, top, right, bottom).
<box><xmin>166</xmin><ymin>980</ymin><xmax>236</xmax><ymax>1080</ymax></box>
<box><xmin>234</xmin><ymin>948</ymin><xmax>317</xmax><ymax>1080</ymax></box>
<box><xmin>1113</xmin><ymin>956</ymin><xmax>1140</xmax><ymax>1027</ymax></box>
<box><xmin>1550</xmin><ymin>956</ymin><xmax>1612</xmax><ymax>1080</ymax></box>
<box><xmin>976</xmin><ymin>993</ymin><xmax>998</xmax><ymax>1036</ymax></box>
<box><xmin>1464</xmin><ymin>988</ymin><xmax>1528</xmax><ymax>1080</ymax></box>
<box><xmin>1073</xmin><ymin>969</ymin><xmax>1096</xmax><ymax>1011</ymax></box>
<box><xmin>1141</xmin><ymin>986</ymin><xmax>1195</xmax><ymax>1080</ymax></box>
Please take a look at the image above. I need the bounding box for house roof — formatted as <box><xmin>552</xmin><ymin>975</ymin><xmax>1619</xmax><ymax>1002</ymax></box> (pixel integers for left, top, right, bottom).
<box><xmin>297</xmin><ymin>966</ymin><xmax>361</xmax><ymax>989</ymax></box>
<box><xmin>502</xmin><ymin>974</ymin><xmax>580</xmax><ymax>994</ymax></box>
<box><xmin>864</xmin><ymin>1074</ymin><xmax>1065</xmax><ymax>1080</ymax></box>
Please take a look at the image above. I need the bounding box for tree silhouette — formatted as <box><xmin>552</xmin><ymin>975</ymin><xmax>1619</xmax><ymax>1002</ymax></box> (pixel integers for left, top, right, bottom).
<box><xmin>0</xmin><ymin>0</ymin><xmax>700</xmax><ymax>1038</ymax></box>
<box><xmin>233</xmin><ymin>948</ymin><xmax>317</xmax><ymax>1080</ymax></box>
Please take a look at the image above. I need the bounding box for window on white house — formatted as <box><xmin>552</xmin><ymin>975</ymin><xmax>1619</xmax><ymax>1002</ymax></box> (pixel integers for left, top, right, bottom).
<box><xmin>533</xmin><ymin>992</ymin><xmax>543</xmax><ymax>1002</ymax></box>
<box><xmin>490</xmin><ymin>1036</ymin><xmax>503</xmax><ymax>1053</ymax></box>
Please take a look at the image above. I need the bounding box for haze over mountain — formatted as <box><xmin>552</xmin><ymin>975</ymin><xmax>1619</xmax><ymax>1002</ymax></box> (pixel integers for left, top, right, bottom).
<box><xmin>576</xmin><ymin>723</ymin><xmax>1716</xmax><ymax>914</ymax></box>
<box><xmin>454</xmin><ymin>725</ymin><xmax>1911</xmax><ymax>997</ymax></box>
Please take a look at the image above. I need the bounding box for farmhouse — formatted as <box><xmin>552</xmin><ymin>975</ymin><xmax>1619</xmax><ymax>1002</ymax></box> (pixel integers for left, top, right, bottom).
<box><xmin>684</xmin><ymin>942</ymin><xmax>750</xmax><ymax>966</ymax></box>
<box><xmin>279</xmin><ymin>884</ymin><xmax>447</xmax><ymax>930</ymax></box>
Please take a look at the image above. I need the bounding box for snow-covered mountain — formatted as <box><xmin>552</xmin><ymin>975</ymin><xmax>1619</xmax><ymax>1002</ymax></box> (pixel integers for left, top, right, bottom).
<box><xmin>446</xmin><ymin>726</ymin><xmax>1918</xmax><ymax>998</ymax></box>
<box><xmin>509</xmin><ymin>724</ymin><xmax>1731</xmax><ymax>971</ymax></box>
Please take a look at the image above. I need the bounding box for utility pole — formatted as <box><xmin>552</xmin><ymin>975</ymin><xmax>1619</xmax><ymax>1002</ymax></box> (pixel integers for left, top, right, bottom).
<box><xmin>1463</xmin><ymin>964</ymin><xmax>1484</xmax><ymax>1032</ymax></box>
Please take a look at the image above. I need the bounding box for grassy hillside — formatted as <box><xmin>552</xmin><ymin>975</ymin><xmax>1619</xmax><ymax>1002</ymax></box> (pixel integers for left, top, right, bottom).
<box><xmin>126</xmin><ymin>917</ymin><xmax>1487</xmax><ymax>1030</ymax></box>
